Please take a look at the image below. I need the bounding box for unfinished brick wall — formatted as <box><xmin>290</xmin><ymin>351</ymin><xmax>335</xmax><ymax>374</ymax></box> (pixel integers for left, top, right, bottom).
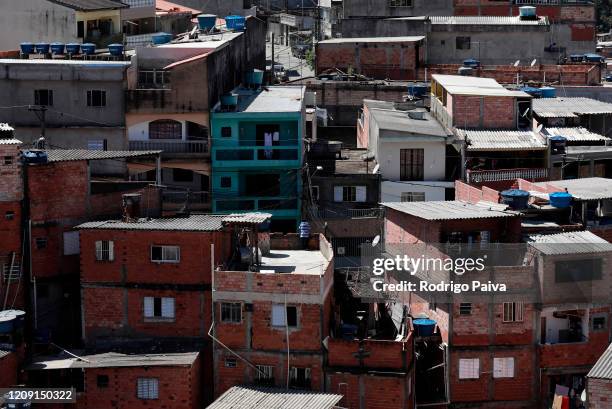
<box><xmin>326</xmin><ymin>372</ymin><xmax>414</xmax><ymax>409</ymax></box>
<box><xmin>587</xmin><ymin>378</ymin><xmax>612</xmax><ymax>409</ymax></box>
<box><xmin>385</xmin><ymin>209</ymin><xmax>442</xmax><ymax>244</ymax></box>
<box><xmin>0</xmin><ymin>351</ymin><xmax>18</xmax><ymax>387</ymax></box>
<box><xmin>327</xmin><ymin>335</ymin><xmax>412</xmax><ymax>369</ymax></box>
<box><xmin>0</xmin><ymin>143</ymin><xmax>23</xmax><ymax>202</ymax></box>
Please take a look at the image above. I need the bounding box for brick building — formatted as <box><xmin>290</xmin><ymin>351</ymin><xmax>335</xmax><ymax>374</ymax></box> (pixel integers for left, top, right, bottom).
<box><xmin>587</xmin><ymin>343</ymin><xmax>612</xmax><ymax>409</ymax></box>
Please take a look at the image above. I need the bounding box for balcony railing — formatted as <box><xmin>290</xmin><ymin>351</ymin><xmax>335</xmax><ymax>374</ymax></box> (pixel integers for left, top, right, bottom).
<box><xmin>215</xmin><ymin>196</ymin><xmax>298</xmax><ymax>212</ymax></box>
<box><xmin>129</xmin><ymin>140</ymin><xmax>208</xmax><ymax>154</ymax></box>
<box><xmin>213</xmin><ymin>146</ymin><xmax>299</xmax><ymax>165</ymax></box>
<box><xmin>122</xmin><ymin>0</ymin><xmax>155</xmax><ymax>6</ymax></box>
<box><xmin>315</xmin><ymin>207</ymin><xmax>384</xmax><ymax>219</ymax></box>
<box><xmin>467</xmin><ymin>168</ymin><xmax>548</xmax><ymax>184</ymax></box>
<box><xmin>1</xmin><ymin>254</ymin><xmax>21</xmax><ymax>282</ymax></box>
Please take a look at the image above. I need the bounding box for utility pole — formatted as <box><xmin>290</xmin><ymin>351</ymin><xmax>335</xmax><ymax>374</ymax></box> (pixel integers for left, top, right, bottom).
<box><xmin>28</xmin><ymin>105</ymin><xmax>47</xmax><ymax>146</ymax></box>
<box><xmin>271</xmin><ymin>33</ymin><xmax>275</xmax><ymax>84</ymax></box>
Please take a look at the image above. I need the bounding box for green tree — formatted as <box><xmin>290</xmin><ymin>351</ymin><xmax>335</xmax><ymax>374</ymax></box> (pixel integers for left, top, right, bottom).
<box><xmin>596</xmin><ymin>0</ymin><xmax>612</xmax><ymax>32</ymax></box>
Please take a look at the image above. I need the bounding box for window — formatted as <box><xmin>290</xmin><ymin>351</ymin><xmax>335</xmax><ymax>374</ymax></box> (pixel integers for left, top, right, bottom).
<box><xmin>458</xmin><ymin>358</ymin><xmax>479</xmax><ymax>379</ymax></box>
<box><xmin>144</xmin><ymin>297</ymin><xmax>175</xmax><ymax>319</ymax></box>
<box><xmin>456</xmin><ymin>36</ymin><xmax>471</xmax><ymax>50</ymax></box>
<box><xmin>503</xmin><ymin>302</ymin><xmax>524</xmax><ymax>322</ymax></box>
<box><xmin>400</xmin><ymin>149</ymin><xmax>424</xmax><ymax>181</ymax></box>
<box><xmin>334</xmin><ymin>186</ymin><xmax>366</xmax><ymax>202</ymax></box>
<box><xmin>87</xmin><ymin>139</ymin><xmax>107</xmax><ymax>151</ymax></box>
<box><xmin>592</xmin><ymin>315</ymin><xmax>607</xmax><ymax>331</ymax></box>
<box><xmin>389</xmin><ymin>0</ymin><xmax>412</xmax><ymax>6</ymax></box>
<box><xmin>255</xmin><ymin>365</ymin><xmax>274</xmax><ymax>384</ymax></box>
<box><xmin>97</xmin><ymin>375</ymin><xmax>109</xmax><ymax>388</ymax></box>
<box><xmin>34</xmin><ymin>90</ymin><xmax>53</xmax><ymax>106</ymax></box>
<box><xmin>271</xmin><ymin>304</ymin><xmax>298</xmax><ymax>327</ymax></box>
<box><xmin>35</xmin><ymin>237</ymin><xmax>47</xmax><ymax>249</ymax></box>
<box><xmin>225</xmin><ymin>358</ymin><xmax>237</xmax><ymax>368</ymax></box>
<box><xmin>311</xmin><ymin>185</ymin><xmax>319</xmax><ymax>201</ymax></box>
<box><xmin>493</xmin><ymin>357</ymin><xmax>515</xmax><ymax>378</ymax></box>
<box><xmin>220</xmin><ymin>176</ymin><xmax>232</xmax><ymax>188</ymax></box>
<box><xmin>401</xmin><ymin>192</ymin><xmax>425</xmax><ymax>202</ymax></box>
<box><xmin>4</xmin><ymin>156</ymin><xmax>13</xmax><ymax>165</ymax></box>
<box><xmin>5</xmin><ymin>211</ymin><xmax>14</xmax><ymax>220</ymax></box>
<box><xmin>221</xmin><ymin>127</ymin><xmax>232</xmax><ymax>138</ymax></box>
<box><xmin>555</xmin><ymin>259</ymin><xmax>602</xmax><ymax>283</ymax></box>
<box><xmin>137</xmin><ymin>378</ymin><xmax>158</xmax><ymax>400</ymax></box>
<box><xmin>87</xmin><ymin>90</ymin><xmax>106</xmax><ymax>107</ymax></box>
<box><xmin>289</xmin><ymin>367</ymin><xmax>311</xmax><ymax>388</ymax></box>
<box><xmin>138</xmin><ymin>70</ymin><xmax>171</xmax><ymax>88</ymax></box>
<box><xmin>221</xmin><ymin>302</ymin><xmax>242</xmax><ymax>323</ymax></box>
<box><xmin>149</xmin><ymin>120</ymin><xmax>182</xmax><ymax>140</ymax></box>
<box><xmin>63</xmin><ymin>231</ymin><xmax>80</xmax><ymax>256</ymax></box>
<box><xmin>95</xmin><ymin>240</ymin><xmax>114</xmax><ymax>261</ymax></box>
<box><xmin>151</xmin><ymin>245</ymin><xmax>180</xmax><ymax>263</ymax></box>
<box><xmin>77</xmin><ymin>21</ymin><xmax>84</xmax><ymax>38</ymax></box>
<box><xmin>172</xmin><ymin>168</ymin><xmax>193</xmax><ymax>182</ymax></box>
<box><xmin>459</xmin><ymin>303</ymin><xmax>472</xmax><ymax>316</ymax></box>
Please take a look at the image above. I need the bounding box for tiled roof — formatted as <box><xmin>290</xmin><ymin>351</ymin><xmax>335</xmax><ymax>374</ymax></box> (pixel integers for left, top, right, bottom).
<box><xmin>535</xmin><ymin>178</ymin><xmax>612</xmax><ymax>201</ymax></box>
<box><xmin>458</xmin><ymin>129</ymin><xmax>546</xmax><ymax>151</ymax></box>
<box><xmin>44</xmin><ymin>149</ymin><xmax>161</xmax><ymax>163</ymax></box>
<box><xmin>543</xmin><ymin>127</ymin><xmax>609</xmax><ymax>142</ymax></box>
<box><xmin>76</xmin><ymin>215</ymin><xmax>225</xmax><ymax>232</ymax></box>
<box><xmin>381</xmin><ymin>200</ymin><xmax>517</xmax><ymax>220</ymax></box>
<box><xmin>430</xmin><ymin>15</ymin><xmax>548</xmax><ymax>26</ymax></box>
<box><xmin>48</xmin><ymin>0</ymin><xmax>128</xmax><ymax>11</ymax></box>
<box><xmin>208</xmin><ymin>386</ymin><xmax>343</xmax><ymax>409</ymax></box>
<box><xmin>527</xmin><ymin>231</ymin><xmax>612</xmax><ymax>255</ymax></box>
<box><xmin>588</xmin><ymin>343</ymin><xmax>612</xmax><ymax>380</ymax></box>
<box><xmin>532</xmin><ymin>97</ymin><xmax>612</xmax><ymax>118</ymax></box>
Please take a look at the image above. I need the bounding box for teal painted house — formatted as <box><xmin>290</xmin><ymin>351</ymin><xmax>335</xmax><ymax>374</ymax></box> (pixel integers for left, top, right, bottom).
<box><xmin>211</xmin><ymin>85</ymin><xmax>305</xmax><ymax>231</ymax></box>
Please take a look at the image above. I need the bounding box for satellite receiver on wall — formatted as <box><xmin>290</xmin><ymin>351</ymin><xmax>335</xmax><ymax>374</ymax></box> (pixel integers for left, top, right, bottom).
<box><xmin>372</xmin><ymin>164</ymin><xmax>380</xmax><ymax>174</ymax></box>
<box><xmin>536</xmin><ymin>124</ymin><xmax>544</xmax><ymax>134</ymax></box>
<box><xmin>513</xmin><ymin>60</ymin><xmax>520</xmax><ymax>67</ymax></box>
<box><xmin>530</xmin><ymin>59</ymin><xmax>537</xmax><ymax>67</ymax></box>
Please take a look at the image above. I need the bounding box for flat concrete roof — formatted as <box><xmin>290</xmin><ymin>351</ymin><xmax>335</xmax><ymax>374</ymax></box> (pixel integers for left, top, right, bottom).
<box><xmin>158</xmin><ymin>31</ymin><xmax>242</xmax><ymax>49</ymax></box>
<box><xmin>215</xmin><ymin>86</ymin><xmax>305</xmax><ymax>114</ymax></box>
<box><xmin>0</xmin><ymin>59</ymin><xmax>131</xmax><ymax>67</ymax></box>
<box><xmin>365</xmin><ymin>100</ymin><xmax>450</xmax><ymax>138</ymax></box>
<box><xmin>318</xmin><ymin>36</ymin><xmax>425</xmax><ymax>44</ymax></box>
<box><xmin>258</xmin><ymin>249</ymin><xmax>328</xmax><ymax>275</ymax></box>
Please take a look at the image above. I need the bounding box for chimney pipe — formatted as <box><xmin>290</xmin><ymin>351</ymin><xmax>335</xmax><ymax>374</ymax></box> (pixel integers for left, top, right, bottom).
<box><xmin>122</xmin><ymin>193</ymin><xmax>142</xmax><ymax>222</ymax></box>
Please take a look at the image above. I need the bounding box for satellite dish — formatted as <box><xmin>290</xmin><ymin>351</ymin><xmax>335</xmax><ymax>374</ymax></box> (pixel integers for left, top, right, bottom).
<box><xmin>513</xmin><ymin>60</ymin><xmax>520</xmax><ymax>67</ymax></box>
<box><xmin>372</xmin><ymin>235</ymin><xmax>380</xmax><ymax>247</ymax></box>
<box><xmin>580</xmin><ymin>390</ymin><xmax>586</xmax><ymax>402</ymax></box>
<box><xmin>536</xmin><ymin>124</ymin><xmax>543</xmax><ymax>133</ymax></box>
<box><xmin>372</xmin><ymin>164</ymin><xmax>380</xmax><ymax>174</ymax></box>
<box><xmin>522</xmin><ymin>107</ymin><xmax>530</xmax><ymax>118</ymax></box>
<box><xmin>530</xmin><ymin>59</ymin><xmax>537</xmax><ymax>67</ymax></box>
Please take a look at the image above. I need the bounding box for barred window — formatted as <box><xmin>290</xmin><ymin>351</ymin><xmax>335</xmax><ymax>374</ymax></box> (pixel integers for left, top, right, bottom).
<box><xmin>503</xmin><ymin>302</ymin><xmax>524</xmax><ymax>322</ymax></box>
<box><xmin>221</xmin><ymin>302</ymin><xmax>242</xmax><ymax>323</ymax></box>
<box><xmin>95</xmin><ymin>240</ymin><xmax>114</xmax><ymax>261</ymax></box>
<box><xmin>137</xmin><ymin>378</ymin><xmax>158</xmax><ymax>400</ymax></box>
<box><xmin>389</xmin><ymin>0</ymin><xmax>412</xmax><ymax>6</ymax></box>
<box><xmin>149</xmin><ymin>120</ymin><xmax>182</xmax><ymax>140</ymax></box>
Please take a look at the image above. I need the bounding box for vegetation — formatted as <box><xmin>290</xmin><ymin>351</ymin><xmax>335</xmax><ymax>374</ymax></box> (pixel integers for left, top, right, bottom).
<box><xmin>597</xmin><ymin>0</ymin><xmax>612</xmax><ymax>33</ymax></box>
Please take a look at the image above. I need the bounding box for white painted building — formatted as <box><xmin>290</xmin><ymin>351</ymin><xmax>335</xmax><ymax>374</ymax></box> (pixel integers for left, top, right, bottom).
<box><xmin>357</xmin><ymin>99</ymin><xmax>455</xmax><ymax>202</ymax></box>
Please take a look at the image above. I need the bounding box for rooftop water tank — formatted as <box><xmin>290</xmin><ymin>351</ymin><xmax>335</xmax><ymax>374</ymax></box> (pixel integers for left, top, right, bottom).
<box><xmin>197</xmin><ymin>14</ymin><xmax>217</xmax><ymax>31</ymax></box>
<box><xmin>22</xmin><ymin>150</ymin><xmax>48</xmax><ymax>164</ymax></box>
<box><xmin>520</xmin><ymin>86</ymin><xmax>543</xmax><ymax>98</ymax></box>
<box><xmin>251</xmin><ymin>69</ymin><xmax>264</xmax><ymax>86</ymax></box>
<box><xmin>413</xmin><ymin>318</ymin><xmax>436</xmax><ymax>337</ymax></box>
<box><xmin>81</xmin><ymin>43</ymin><xmax>96</xmax><ymax>55</ymax></box>
<box><xmin>220</xmin><ymin>93</ymin><xmax>238</xmax><ymax>107</ymax></box>
<box><xmin>500</xmin><ymin>189</ymin><xmax>530</xmax><ymax>210</ymax></box>
<box><xmin>584</xmin><ymin>53</ymin><xmax>604</xmax><ymax>63</ymax></box>
<box><xmin>540</xmin><ymin>86</ymin><xmax>556</xmax><ymax>98</ymax></box>
<box><xmin>458</xmin><ymin>66</ymin><xmax>473</xmax><ymax>76</ymax></box>
<box><xmin>20</xmin><ymin>42</ymin><xmax>35</xmax><ymax>55</ymax></box>
<box><xmin>519</xmin><ymin>6</ymin><xmax>537</xmax><ymax>19</ymax></box>
<box><xmin>35</xmin><ymin>43</ymin><xmax>50</xmax><ymax>54</ymax></box>
<box><xmin>66</xmin><ymin>43</ymin><xmax>81</xmax><ymax>55</ymax></box>
<box><xmin>408</xmin><ymin>83</ymin><xmax>429</xmax><ymax>97</ymax></box>
<box><xmin>225</xmin><ymin>15</ymin><xmax>246</xmax><ymax>31</ymax></box>
<box><xmin>549</xmin><ymin>135</ymin><xmax>567</xmax><ymax>155</ymax></box>
<box><xmin>152</xmin><ymin>32</ymin><xmax>172</xmax><ymax>45</ymax></box>
<box><xmin>50</xmin><ymin>42</ymin><xmax>65</xmax><ymax>54</ymax></box>
<box><xmin>570</xmin><ymin>54</ymin><xmax>585</xmax><ymax>63</ymax></box>
<box><xmin>0</xmin><ymin>309</ymin><xmax>25</xmax><ymax>333</ymax></box>
<box><xmin>108</xmin><ymin>43</ymin><xmax>124</xmax><ymax>56</ymax></box>
<box><xmin>549</xmin><ymin>191</ymin><xmax>573</xmax><ymax>208</ymax></box>
<box><xmin>463</xmin><ymin>58</ymin><xmax>480</xmax><ymax>68</ymax></box>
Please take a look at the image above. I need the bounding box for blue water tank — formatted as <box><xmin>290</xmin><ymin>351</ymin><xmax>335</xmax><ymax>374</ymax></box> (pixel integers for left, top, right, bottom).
<box><xmin>108</xmin><ymin>43</ymin><xmax>124</xmax><ymax>56</ymax></box>
<box><xmin>549</xmin><ymin>191</ymin><xmax>573</xmax><ymax>208</ymax></box>
<box><xmin>540</xmin><ymin>86</ymin><xmax>556</xmax><ymax>98</ymax></box>
<box><xmin>22</xmin><ymin>150</ymin><xmax>48</xmax><ymax>164</ymax></box>
<box><xmin>584</xmin><ymin>53</ymin><xmax>604</xmax><ymax>63</ymax></box>
<box><xmin>81</xmin><ymin>43</ymin><xmax>96</xmax><ymax>55</ymax></box>
<box><xmin>500</xmin><ymin>189</ymin><xmax>530</xmax><ymax>210</ymax></box>
<box><xmin>35</xmin><ymin>43</ymin><xmax>50</xmax><ymax>54</ymax></box>
<box><xmin>519</xmin><ymin>6</ymin><xmax>536</xmax><ymax>18</ymax></box>
<box><xmin>549</xmin><ymin>135</ymin><xmax>567</xmax><ymax>155</ymax></box>
<box><xmin>197</xmin><ymin>14</ymin><xmax>217</xmax><ymax>30</ymax></box>
<box><xmin>50</xmin><ymin>42</ymin><xmax>65</xmax><ymax>54</ymax></box>
<box><xmin>152</xmin><ymin>32</ymin><xmax>173</xmax><ymax>45</ymax></box>
<box><xmin>408</xmin><ymin>83</ymin><xmax>429</xmax><ymax>97</ymax></box>
<box><xmin>20</xmin><ymin>42</ymin><xmax>35</xmax><ymax>54</ymax></box>
<box><xmin>463</xmin><ymin>58</ymin><xmax>480</xmax><ymax>68</ymax></box>
<box><xmin>413</xmin><ymin>318</ymin><xmax>436</xmax><ymax>337</ymax></box>
<box><xmin>66</xmin><ymin>43</ymin><xmax>81</xmax><ymax>55</ymax></box>
<box><xmin>570</xmin><ymin>54</ymin><xmax>585</xmax><ymax>62</ymax></box>
<box><xmin>520</xmin><ymin>86</ymin><xmax>543</xmax><ymax>98</ymax></box>
<box><xmin>251</xmin><ymin>69</ymin><xmax>264</xmax><ymax>86</ymax></box>
<box><xmin>220</xmin><ymin>93</ymin><xmax>238</xmax><ymax>106</ymax></box>
<box><xmin>225</xmin><ymin>15</ymin><xmax>245</xmax><ymax>31</ymax></box>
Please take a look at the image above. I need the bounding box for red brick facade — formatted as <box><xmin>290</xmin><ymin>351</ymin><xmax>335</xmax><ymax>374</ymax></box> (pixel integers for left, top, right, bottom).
<box><xmin>587</xmin><ymin>378</ymin><xmax>612</xmax><ymax>409</ymax></box>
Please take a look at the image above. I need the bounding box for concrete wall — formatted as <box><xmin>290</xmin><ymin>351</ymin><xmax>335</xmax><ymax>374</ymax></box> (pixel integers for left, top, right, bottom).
<box><xmin>378</xmin><ymin>140</ymin><xmax>446</xmax><ymax>181</ymax></box>
<box><xmin>167</xmin><ymin>0</ymin><xmax>248</xmax><ymax>16</ymax></box>
<box><xmin>381</xmin><ymin>180</ymin><xmax>450</xmax><ymax>202</ymax></box>
<box><xmin>343</xmin><ymin>0</ymin><xmax>453</xmax><ymax>18</ymax></box>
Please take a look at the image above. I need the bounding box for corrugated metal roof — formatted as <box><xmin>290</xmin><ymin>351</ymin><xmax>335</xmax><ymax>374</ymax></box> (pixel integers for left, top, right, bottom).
<box><xmin>0</xmin><ymin>123</ymin><xmax>14</xmax><ymax>132</ymax></box>
<box><xmin>44</xmin><ymin>149</ymin><xmax>161</xmax><ymax>163</ymax></box>
<box><xmin>536</xmin><ymin>178</ymin><xmax>612</xmax><ymax>201</ymax></box>
<box><xmin>0</xmin><ymin>350</ymin><xmax>12</xmax><ymax>359</ymax></box>
<box><xmin>588</xmin><ymin>343</ymin><xmax>612</xmax><ymax>379</ymax></box>
<box><xmin>48</xmin><ymin>0</ymin><xmax>128</xmax><ymax>11</ymax></box>
<box><xmin>432</xmin><ymin>74</ymin><xmax>531</xmax><ymax>97</ymax></box>
<box><xmin>76</xmin><ymin>214</ymin><xmax>225</xmax><ymax>232</ymax></box>
<box><xmin>532</xmin><ymin>97</ymin><xmax>612</xmax><ymax>118</ymax></box>
<box><xmin>222</xmin><ymin>213</ymin><xmax>272</xmax><ymax>224</ymax></box>
<box><xmin>207</xmin><ymin>386</ymin><xmax>343</xmax><ymax>409</ymax></box>
<box><xmin>318</xmin><ymin>36</ymin><xmax>425</xmax><ymax>44</ymax></box>
<box><xmin>458</xmin><ymin>129</ymin><xmax>547</xmax><ymax>151</ymax></box>
<box><xmin>381</xmin><ymin>200</ymin><xmax>517</xmax><ymax>220</ymax></box>
<box><xmin>28</xmin><ymin>352</ymin><xmax>199</xmax><ymax>370</ymax></box>
<box><xmin>0</xmin><ymin>138</ymin><xmax>21</xmax><ymax>145</ymax></box>
<box><xmin>543</xmin><ymin>127</ymin><xmax>609</xmax><ymax>142</ymax></box>
<box><xmin>430</xmin><ymin>15</ymin><xmax>548</xmax><ymax>26</ymax></box>
<box><xmin>527</xmin><ymin>231</ymin><xmax>612</xmax><ymax>255</ymax></box>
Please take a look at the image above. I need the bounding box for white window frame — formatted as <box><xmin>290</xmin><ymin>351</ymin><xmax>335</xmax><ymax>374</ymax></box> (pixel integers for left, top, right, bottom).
<box><xmin>503</xmin><ymin>302</ymin><xmax>524</xmax><ymax>322</ymax></box>
<box><xmin>289</xmin><ymin>367</ymin><xmax>311</xmax><ymax>388</ymax></box>
<box><xmin>221</xmin><ymin>302</ymin><xmax>242</xmax><ymax>323</ymax></box>
<box><xmin>151</xmin><ymin>245</ymin><xmax>180</xmax><ymax>263</ymax></box>
<box><xmin>493</xmin><ymin>357</ymin><xmax>515</xmax><ymax>378</ymax></box>
<box><xmin>144</xmin><ymin>296</ymin><xmax>175</xmax><ymax>320</ymax></box>
<box><xmin>63</xmin><ymin>231</ymin><xmax>80</xmax><ymax>256</ymax></box>
<box><xmin>458</xmin><ymin>358</ymin><xmax>480</xmax><ymax>379</ymax></box>
<box><xmin>334</xmin><ymin>186</ymin><xmax>366</xmax><ymax>202</ymax></box>
<box><xmin>137</xmin><ymin>377</ymin><xmax>158</xmax><ymax>400</ymax></box>
<box><xmin>271</xmin><ymin>304</ymin><xmax>298</xmax><ymax>328</ymax></box>
<box><xmin>401</xmin><ymin>192</ymin><xmax>426</xmax><ymax>202</ymax></box>
<box><xmin>95</xmin><ymin>240</ymin><xmax>114</xmax><ymax>261</ymax></box>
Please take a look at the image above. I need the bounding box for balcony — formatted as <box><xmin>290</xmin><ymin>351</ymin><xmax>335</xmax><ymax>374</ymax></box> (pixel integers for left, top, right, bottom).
<box><xmin>314</xmin><ymin>207</ymin><xmax>383</xmax><ymax>219</ymax></box>
<box><xmin>213</xmin><ymin>146</ymin><xmax>301</xmax><ymax>169</ymax></box>
<box><xmin>214</xmin><ymin>196</ymin><xmax>299</xmax><ymax>217</ymax></box>
<box><xmin>129</xmin><ymin>140</ymin><xmax>208</xmax><ymax>157</ymax></box>
<box><xmin>467</xmin><ymin>167</ymin><xmax>548</xmax><ymax>184</ymax></box>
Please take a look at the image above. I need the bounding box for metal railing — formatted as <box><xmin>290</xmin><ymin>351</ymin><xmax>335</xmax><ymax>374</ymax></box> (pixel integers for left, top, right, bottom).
<box><xmin>467</xmin><ymin>168</ymin><xmax>548</xmax><ymax>184</ymax></box>
<box><xmin>215</xmin><ymin>196</ymin><xmax>298</xmax><ymax>212</ymax></box>
<box><xmin>314</xmin><ymin>207</ymin><xmax>384</xmax><ymax>219</ymax></box>
<box><xmin>1</xmin><ymin>254</ymin><xmax>21</xmax><ymax>282</ymax></box>
<box><xmin>129</xmin><ymin>140</ymin><xmax>208</xmax><ymax>154</ymax></box>
<box><xmin>214</xmin><ymin>146</ymin><xmax>299</xmax><ymax>162</ymax></box>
